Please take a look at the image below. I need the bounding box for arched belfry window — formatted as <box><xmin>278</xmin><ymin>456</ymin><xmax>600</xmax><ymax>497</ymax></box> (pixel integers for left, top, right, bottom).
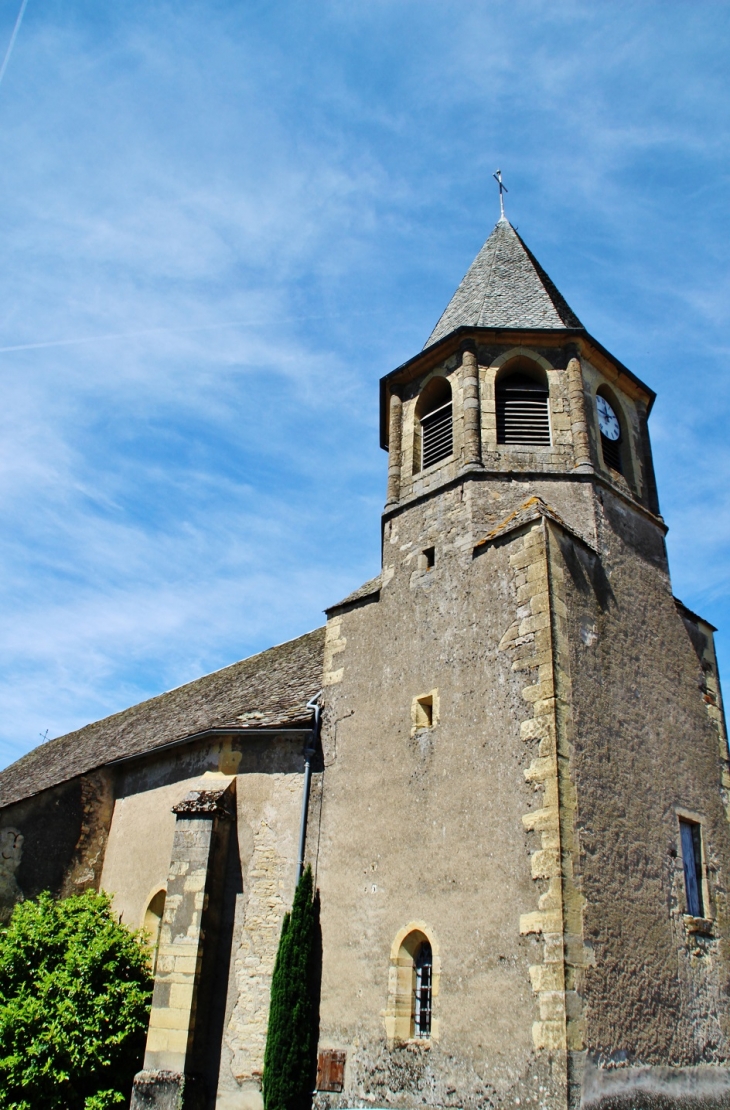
<box><xmin>596</xmin><ymin>390</ymin><xmax>623</xmax><ymax>474</ymax></box>
<box><xmin>415</xmin><ymin>377</ymin><xmax>452</xmax><ymax>471</ymax></box>
<box><xmin>413</xmin><ymin>940</ymin><xmax>432</xmax><ymax>1039</ymax></box>
<box><xmin>496</xmin><ymin>370</ymin><xmax>550</xmax><ymax>446</ymax></box>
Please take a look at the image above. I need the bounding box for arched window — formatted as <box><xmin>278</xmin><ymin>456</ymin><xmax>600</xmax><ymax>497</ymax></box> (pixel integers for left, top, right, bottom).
<box><xmin>413</xmin><ymin>940</ymin><xmax>432</xmax><ymax>1039</ymax></box>
<box><xmin>415</xmin><ymin>377</ymin><xmax>452</xmax><ymax>471</ymax></box>
<box><xmin>596</xmin><ymin>390</ymin><xmax>623</xmax><ymax>474</ymax></box>
<box><xmin>385</xmin><ymin>926</ymin><xmax>436</xmax><ymax>1044</ymax></box>
<box><xmin>496</xmin><ymin>371</ymin><xmax>550</xmax><ymax>446</ymax></box>
<box><xmin>143</xmin><ymin>889</ymin><xmax>166</xmax><ymax>975</ymax></box>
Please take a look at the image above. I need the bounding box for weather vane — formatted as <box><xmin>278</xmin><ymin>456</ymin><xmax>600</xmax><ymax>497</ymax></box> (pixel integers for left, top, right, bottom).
<box><xmin>493</xmin><ymin>169</ymin><xmax>508</xmax><ymax>219</ymax></box>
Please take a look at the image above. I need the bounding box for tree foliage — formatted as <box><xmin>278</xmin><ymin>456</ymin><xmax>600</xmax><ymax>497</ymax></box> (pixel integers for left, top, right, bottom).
<box><xmin>263</xmin><ymin>866</ymin><xmax>321</xmax><ymax>1110</ymax></box>
<box><xmin>0</xmin><ymin>889</ymin><xmax>153</xmax><ymax>1110</ymax></box>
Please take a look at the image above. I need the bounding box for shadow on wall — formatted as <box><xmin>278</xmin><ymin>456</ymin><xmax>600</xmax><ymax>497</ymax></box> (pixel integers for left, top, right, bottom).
<box><xmin>202</xmin><ymin>808</ymin><xmax>244</xmax><ymax>1107</ymax></box>
<box><xmin>0</xmin><ymin>776</ymin><xmax>98</xmax><ymax>923</ymax></box>
<box><xmin>0</xmin><ymin>827</ymin><xmax>23</xmax><ymax>923</ymax></box>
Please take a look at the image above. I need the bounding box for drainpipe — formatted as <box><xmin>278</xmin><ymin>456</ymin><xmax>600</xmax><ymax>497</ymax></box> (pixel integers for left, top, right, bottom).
<box><xmin>296</xmin><ymin>690</ymin><xmax>322</xmax><ymax>884</ymax></box>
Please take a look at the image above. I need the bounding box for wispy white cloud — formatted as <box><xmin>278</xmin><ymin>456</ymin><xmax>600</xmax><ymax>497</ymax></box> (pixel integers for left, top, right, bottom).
<box><xmin>0</xmin><ymin>0</ymin><xmax>728</xmax><ymax>765</ymax></box>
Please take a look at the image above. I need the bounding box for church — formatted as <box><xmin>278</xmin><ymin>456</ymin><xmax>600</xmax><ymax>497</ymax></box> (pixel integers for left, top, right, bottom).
<box><xmin>1</xmin><ymin>211</ymin><xmax>730</xmax><ymax>1110</ymax></box>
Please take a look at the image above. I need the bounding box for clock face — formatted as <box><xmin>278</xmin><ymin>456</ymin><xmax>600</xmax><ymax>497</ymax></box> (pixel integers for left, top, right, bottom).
<box><xmin>597</xmin><ymin>396</ymin><xmax>621</xmax><ymax>442</ymax></box>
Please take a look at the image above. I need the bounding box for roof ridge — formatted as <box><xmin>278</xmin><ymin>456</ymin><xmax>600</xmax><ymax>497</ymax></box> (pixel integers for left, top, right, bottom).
<box><xmin>475</xmin><ymin>216</ymin><xmax>503</xmax><ymax>327</ymax></box>
<box><xmin>128</xmin><ymin>624</ymin><xmax>326</xmax><ymax>706</ymax></box>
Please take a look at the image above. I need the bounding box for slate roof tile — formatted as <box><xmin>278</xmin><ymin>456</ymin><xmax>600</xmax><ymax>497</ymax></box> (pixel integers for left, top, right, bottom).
<box><xmin>325</xmin><ymin>575</ymin><xmax>381</xmax><ymax>613</ymax></box>
<box><xmin>426</xmin><ymin>218</ymin><xmax>583</xmax><ymax>347</ymax></box>
<box><xmin>0</xmin><ymin>626</ymin><xmax>325</xmax><ymax>808</ymax></box>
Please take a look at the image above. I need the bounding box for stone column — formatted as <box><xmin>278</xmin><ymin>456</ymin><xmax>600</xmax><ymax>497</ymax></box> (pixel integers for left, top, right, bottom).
<box><xmin>636</xmin><ymin>398</ymin><xmax>661</xmax><ymax>516</ymax></box>
<box><xmin>461</xmin><ymin>342</ymin><xmax>482</xmax><ymax>469</ymax></box>
<box><xmin>131</xmin><ymin>776</ymin><xmax>235</xmax><ymax>1110</ymax></box>
<box><xmin>566</xmin><ymin>356</ymin><xmax>592</xmax><ymax>471</ymax></box>
<box><xmin>385</xmin><ymin>387</ymin><xmax>403</xmax><ymax>506</ymax></box>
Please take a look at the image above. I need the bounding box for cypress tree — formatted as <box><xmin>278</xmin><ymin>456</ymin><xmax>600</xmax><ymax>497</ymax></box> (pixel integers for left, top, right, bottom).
<box><xmin>263</xmin><ymin>866</ymin><xmax>321</xmax><ymax>1110</ymax></box>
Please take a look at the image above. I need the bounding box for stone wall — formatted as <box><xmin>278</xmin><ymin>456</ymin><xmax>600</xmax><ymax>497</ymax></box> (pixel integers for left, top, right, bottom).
<box><xmin>563</xmin><ymin>485</ymin><xmax>730</xmax><ymax>1073</ymax></box>
<box><xmin>315</xmin><ymin>483</ymin><xmax>567</xmax><ymax>1110</ymax></box>
<box><xmin>313</xmin><ymin>456</ymin><xmax>730</xmax><ymax>1110</ymax></box>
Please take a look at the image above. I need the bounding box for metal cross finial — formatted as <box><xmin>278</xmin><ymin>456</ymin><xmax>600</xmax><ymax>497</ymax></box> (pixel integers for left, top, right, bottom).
<box><xmin>493</xmin><ymin>169</ymin><xmax>508</xmax><ymax>219</ymax></box>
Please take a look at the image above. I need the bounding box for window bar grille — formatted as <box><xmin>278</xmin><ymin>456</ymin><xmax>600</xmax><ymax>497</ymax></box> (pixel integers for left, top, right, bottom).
<box><xmin>421</xmin><ymin>402</ymin><xmax>453</xmax><ymax>469</ymax></box>
<box><xmin>413</xmin><ymin>946</ymin><xmax>432</xmax><ymax>1038</ymax></box>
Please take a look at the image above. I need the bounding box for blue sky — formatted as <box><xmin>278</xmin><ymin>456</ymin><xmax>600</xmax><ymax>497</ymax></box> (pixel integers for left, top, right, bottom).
<box><xmin>0</xmin><ymin>1</ymin><xmax>728</xmax><ymax>767</ymax></box>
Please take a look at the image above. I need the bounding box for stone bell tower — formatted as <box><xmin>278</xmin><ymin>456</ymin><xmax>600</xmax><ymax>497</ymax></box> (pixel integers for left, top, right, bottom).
<box><xmin>311</xmin><ymin>215</ymin><xmax>730</xmax><ymax>1110</ymax></box>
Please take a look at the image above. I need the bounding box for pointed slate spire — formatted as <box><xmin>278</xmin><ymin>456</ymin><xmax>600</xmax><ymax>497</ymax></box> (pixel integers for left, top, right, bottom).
<box><xmin>425</xmin><ymin>217</ymin><xmax>583</xmax><ymax>348</ymax></box>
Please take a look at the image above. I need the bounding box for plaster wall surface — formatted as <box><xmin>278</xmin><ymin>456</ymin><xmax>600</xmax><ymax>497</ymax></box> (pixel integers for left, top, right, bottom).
<box><xmin>100</xmin><ymin>776</ymin><xmax>196</xmax><ymax>929</ymax></box>
<box><xmin>314</xmin><ymin>487</ymin><xmax>561</xmax><ymax>1110</ymax></box>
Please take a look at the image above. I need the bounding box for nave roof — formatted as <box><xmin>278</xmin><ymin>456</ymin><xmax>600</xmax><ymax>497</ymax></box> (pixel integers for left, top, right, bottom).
<box><xmin>0</xmin><ymin>626</ymin><xmax>325</xmax><ymax>808</ymax></box>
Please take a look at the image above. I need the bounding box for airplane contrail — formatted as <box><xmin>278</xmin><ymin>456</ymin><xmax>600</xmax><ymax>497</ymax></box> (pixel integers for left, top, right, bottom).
<box><xmin>0</xmin><ymin>0</ymin><xmax>29</xmax><ymax>89</ymax></box>
<box><xmin>0</xmin><ymin>310</ymin><xmax>382</xmax><ymax>355</ymax></box>
<box><xmin>0</xmin><ymin>320</ymin><xmax>258</xmax><ymax>355</ymax></box>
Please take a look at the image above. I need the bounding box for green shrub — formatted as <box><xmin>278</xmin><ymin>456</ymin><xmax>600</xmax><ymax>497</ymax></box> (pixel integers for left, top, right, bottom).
<box><xmin>263</xmin><ymin>866</ymin><xmax>321</xmax><ymax>1110</ymax></box>
<box><xmin>0</xmin><ymin>889</ymin><xmax>153</xmax><ymax>1110</ymax></box>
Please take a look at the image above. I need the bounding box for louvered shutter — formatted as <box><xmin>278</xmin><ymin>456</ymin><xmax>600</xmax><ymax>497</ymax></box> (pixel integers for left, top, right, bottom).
<box><xmin>600</xmin><ymin>434</ymin><xmax>622</xmax><ymax>473</ymax></box>
<box><xmin>496</xmin><ymin>374</ymin><xmax>550</xmax><ymax>445</ymax></box>
<box><xmin>421</xmin><ymin>401</ymin><xmax>453</xmax><ymax>468</ymax></box>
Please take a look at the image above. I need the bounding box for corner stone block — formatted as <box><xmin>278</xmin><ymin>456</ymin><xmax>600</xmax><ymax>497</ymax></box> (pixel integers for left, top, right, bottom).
<box><xmin>524</xmin><ymin>757</ymin><xmax>553</xmax><ymax>783</ymax></box>
<box><xmin>520</xmin><ymin>716</ymin><xmax>552</xmax><ymax>742</ymax></box>
<box><xmin>539</xmin><ymin>990</ymin><xmax>567</xmax><ymax>1022</ymax></box>
<box><xmin>530</xmin><ymin>848</ymin><xmax>560</xmax><ymax>879</ymax></box>
<box><xmin>519</xmin><ymin>909</ymin><xmax>562</xmax><ymax>935</ymax></box>
<box><xmin>521</xmin><ymin>806</ymin><xmax>559</xmax><ymax>834</ymax></box>
<box><xmin>532</xmin><ymin>1019</ymin><xmax>567</xmax><ymax>1051</ymax></box>
<box><xmin>529</xmin><ymin>963</ymin><xmax>563</xmax><ymax>992</ymax></box>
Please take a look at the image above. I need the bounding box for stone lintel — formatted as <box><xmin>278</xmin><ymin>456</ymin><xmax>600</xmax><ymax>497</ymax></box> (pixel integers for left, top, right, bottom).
<box><xmin>171</xmin><ymin>784</ymin><xmax>235</xmax><ymax>819</ymax></box>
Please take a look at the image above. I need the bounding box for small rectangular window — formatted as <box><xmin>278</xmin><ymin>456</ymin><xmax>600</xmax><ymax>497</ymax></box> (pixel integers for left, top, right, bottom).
<box><xmin>414</xmin><ymin>695</ymin><xmax>433</xmax><ymax>729</ymax></box>
<box><xmin>679</xmin><ymin>819</ymin><xmax>704</xmax><ymax>918</ymax></box>
<box><xmin>423</xmin><ymin>547</ymin><xmax>435</xmax><ymax>569</ymax></box>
